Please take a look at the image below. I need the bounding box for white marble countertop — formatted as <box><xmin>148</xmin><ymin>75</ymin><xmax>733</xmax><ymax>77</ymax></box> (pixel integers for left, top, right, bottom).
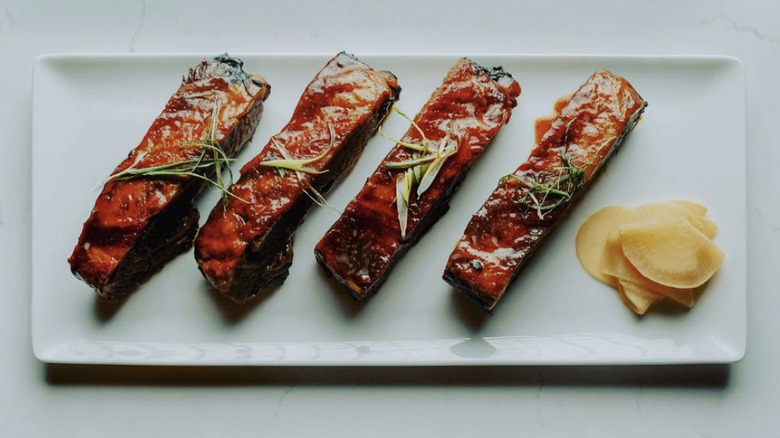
<box><xmin>1</xmin><ymin>0</ymin><xmax>777</xmax><ymax>436</ymax></box>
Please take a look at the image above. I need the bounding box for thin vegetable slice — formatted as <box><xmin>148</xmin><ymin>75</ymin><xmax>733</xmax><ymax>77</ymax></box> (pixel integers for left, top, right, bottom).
<box><xmin>575</xmin><ymin>206</ymin><xmax>633</xmax><ymax>284</ymax></box>
<box><xmin>619</xmin><ymin>217</ymin><xmax>725</xmax><ymax>289</ymax></box>
<box><xmin>617</xmin><ymin>279</ymin><xmax>664</xmax><ymax>315</ymax></box>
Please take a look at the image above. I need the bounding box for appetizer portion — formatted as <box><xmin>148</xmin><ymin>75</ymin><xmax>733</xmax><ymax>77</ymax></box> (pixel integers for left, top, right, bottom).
<box><xmin>69</xmin><ymin>55</ymin><xmax>270</xmax><ymax>302</ymax></box>
<box><xmin>576</xmin><ymin>200</ymin><xmax>723</xmax><ymax>315</ymax></box>
<box><xmin>195</xmin><ymin>52</ymin><xmax>401</xmax><ymax>303</ymax></box>
<box><xmin>443</xmin><ymin>71</ymin><xmax>647</xmax><ymax>311</ymax></box>
<box><xmin>315</xmin><ymin>59</ymin><xmax>521</xmax><ymax>301</ymax></box>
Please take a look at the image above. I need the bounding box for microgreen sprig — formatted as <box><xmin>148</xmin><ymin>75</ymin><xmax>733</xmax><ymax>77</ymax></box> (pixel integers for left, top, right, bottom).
<box><xmin>501</xmin><ymin>149</ymin><xmax>587</xmax><ymax>220</ymax></box>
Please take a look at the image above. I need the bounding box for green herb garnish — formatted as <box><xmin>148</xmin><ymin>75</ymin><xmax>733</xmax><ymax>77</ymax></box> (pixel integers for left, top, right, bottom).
<box><xmin>501</xmin><ymin>149</ymin><xmax>587</xmax><ymax>220</ymax></box>
<box><xmin>416</xmin><ymin>129</ymin><xmax>456</xmax><ymax>197</ymax></box>
<box><xmin>259</xmin><ymin>123</ymin><xmax>335</xmax><ymax>175</ymax></box>
<box><xmin>380</xmin><ymin>106</ymin><xmax>460</xmax><ymax>239</ymax></box>
<box><xmin>395</xmin><ymin>169</ymin><xmax>413</xmax><ymax>239</ymax></box>
<box><xmin>265</xmin><ymin>122</ymin><xmax>340</xmax><ymax>213</ymax></box>
<box><xmin>501</xmin><ymin>118</ymin><xmax>620</xmax><ymax>220</ymax></box>
<box><xmin>384</xmin><ymin>154</ymin><xmax>438</xmax><ymax>169</ymax></box>
<box><xmin>107</xmin><ymin>98</ymin><xmax>244</xmax><ymax>203</ymax></box>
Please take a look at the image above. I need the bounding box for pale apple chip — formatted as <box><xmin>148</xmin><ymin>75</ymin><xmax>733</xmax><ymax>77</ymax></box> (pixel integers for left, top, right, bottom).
<box><xmin>617</xmin><ymin>279</ymin><xmax>664</xmax><ymax>315</ymax></box>
<box><xmin>663</xmin><ymin>287</ymin><xmax>696</xmax><ymax>308</ymax></box>
<box><xmin>671</xmin><ymin>200</ymin><xmax>717</xmax><ymax>238</ymax></box>
<box><xmin>671</xmin><ymin>200</ymin><xmax>708</xmax><ymax>216</ymax></box>
<box><xmin>576</xmin><ymin>199</ymin><xmax>722</xmax><ymax>314</ymax></box>
<box><xmin>601</xmin><ymin>234</ymin><xmax>696</xmax><ymax>305</ymax></box>
<box><xmin>632</xmin><ymin>202</ymin><xmax>714</xmax><ymax>238</ymax></box>
<box><xmin>698</xmin><ymin>217</ymin><xmax>718</xmax><ymax>239</ymax></box>
<box><xmin>619</xmin><ymin>217</ymin><xmax>725</xmax><ymax>289</ymax></box>
<box><xmin>576</xmin><ymin>206</ymin><xmax>633</xmax><ymax>284</ymax></box>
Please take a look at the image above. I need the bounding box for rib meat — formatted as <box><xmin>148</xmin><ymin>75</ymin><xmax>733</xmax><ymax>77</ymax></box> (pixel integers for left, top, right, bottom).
<box><xmin>314</xmin><ymin>59</ymin><xmax>521</xmax><ymax>301</ymax></box>
<box><xmin>443</xmin><ymin>70</ymin><xmax>648</xmax><ymax>311</ymax></box>
<box><xmin>194</xmin><ymin>52</ymin><xmax>401</xmax><ymax>303</ymax></box>
<box><xmin>68</xmin><ymin>55</ymin><xmax>270</xmax><ymax>302</ymax></box>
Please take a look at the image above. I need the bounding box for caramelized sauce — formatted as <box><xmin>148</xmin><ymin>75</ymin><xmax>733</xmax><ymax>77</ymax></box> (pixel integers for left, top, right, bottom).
<box><xmin>194</xmin><ymin>53</ymin><xmax>400</xmax><ymax>293</ymax></box>
<box><xmin>69</xmin><ymin>57</ymin><xmax>269</xmax><ymax>293</ymax></box>
<box><xmin>444</xmin><ymin>71</ymin><xmax>647</xmax><ymax>310</ymax></box>
<box><xmin>314</xmin><ymin>59</ymin><xmax>521</xmax><ymax>300</ymax></box>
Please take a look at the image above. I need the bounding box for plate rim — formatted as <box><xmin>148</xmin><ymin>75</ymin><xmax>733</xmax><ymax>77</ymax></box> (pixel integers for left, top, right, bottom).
<box><xmin>31</xmin><ymin>53</ymin><xmax>747</xmax><ymax>366</ymax></box>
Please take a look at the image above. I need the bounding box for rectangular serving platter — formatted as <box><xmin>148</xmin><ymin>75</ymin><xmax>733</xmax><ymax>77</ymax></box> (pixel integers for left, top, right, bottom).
<box><xmin>32</xmin><ymin>54</ymin><xmax>746</xmax><ymax>365</ymax></box>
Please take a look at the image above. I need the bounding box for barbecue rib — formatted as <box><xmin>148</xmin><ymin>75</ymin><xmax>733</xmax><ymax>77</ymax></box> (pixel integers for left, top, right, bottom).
<box><xmin>314</xmin><ymin>58</ymin><xmax>521</xmax><ymax>301</ymax></box>
<box><xmin>443</xmin><ymin>70</ymin><xmax>647</xmax><ymax>311</ymax></box>
<box><xmin>194</xmin><ymin>52</ymin><xmax>401</xmax><ymax>303</ymax></box>
<box><xmin>69</xmin><ymin>55</ymin><xmax>270</xmax><ymax>302</ymax></box>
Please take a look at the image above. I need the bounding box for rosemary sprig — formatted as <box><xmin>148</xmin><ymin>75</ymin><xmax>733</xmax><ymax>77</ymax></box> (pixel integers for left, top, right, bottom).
<box><xmin>106</xmin><ymin>98</ymin><xmax>245</xmax><ymax>203</ymax></box>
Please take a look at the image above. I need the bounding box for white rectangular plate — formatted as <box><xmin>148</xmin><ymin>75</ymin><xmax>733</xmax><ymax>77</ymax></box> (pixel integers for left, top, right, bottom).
<box><xmin>32</xmin><ymin>54</ymin><xmax>746</xmax><ymax>365</ymax></box>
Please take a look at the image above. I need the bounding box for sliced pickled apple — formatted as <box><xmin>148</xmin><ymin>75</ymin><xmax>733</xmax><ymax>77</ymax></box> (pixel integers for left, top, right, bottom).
<box><xmin>576</xmin><ymin>199</ymin><xmax>721</xmax><ymax>314</ymax></box>
<box><xmin>633</xmin><ymin>202</ymin><xmax>713</xmax><ymax>238</ymax></box>
<box><xmin>619</xmin><ymin>217</ymin><xmax>725</xmax><ymax>289</ymax></box>
<box><xmin>671</xmin><ymin>200</ymin><xmax>708</xmax><ymax>216</ymax></box>
<box><xmin>576</xmin><ymin>202</ymin><xmax>717</xmax><ymax>284</ymax></box>
<box><xmin>576</xmin><ymin>206</ymin><xmax>633</xmax><ymax>284</ymax></box>
<box><xmin>617</xmin><ymin>279</ymin><xmax>664</xmax><ymax>315</ymax></box>
<box><xmin>601</xmin><ymin>232</ymin><xmax>697</xmax><ymax>305</ymax></box>
<box><xmin>671</xmin><ymin>200</ymin><xmax>718</xmax><ymax>238</ymax></box>
<box><xmin>600</xmin><ymin>231</ymin><xmax>629</xmax><ymax>282</ymax></box>
<box><xmin>698</xmin><ymin>217</ymin><xmax>718</xmax><ymax>239</ymax></box>
<box><xmin>663</xmin><ymin>287</ymin><xmax>696</xmax><ymax>308</ymax></box>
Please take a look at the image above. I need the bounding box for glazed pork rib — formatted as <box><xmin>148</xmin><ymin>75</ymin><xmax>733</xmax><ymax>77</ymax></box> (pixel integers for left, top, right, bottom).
<box><xmin>443</xmin><ymin>70</ymin><xmax>647</xmax><ymax>311</ymax></box>
<box><xmin>69</xmin><ymin>55</ymin><xmax>270</xmax><ymax>302</ymax></box>
<box><xmin>194</xmin><ymin>52</ymin><xmax>401</xmax><ymax>303</ymax></box>
<box><xmin>314</xmin><ymin>59</ymin><xmax>521</xmax><ymax>301</ymax></box>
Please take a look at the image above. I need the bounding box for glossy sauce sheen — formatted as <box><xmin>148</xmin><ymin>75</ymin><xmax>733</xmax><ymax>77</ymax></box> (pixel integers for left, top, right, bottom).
<box><xmin>314</xmin><ymin>59</ymin><xmax>521</xmax><ymax>301</ymax></box>
<box><xmin>68</xmin><ymin>56</ymin><xmax>269</xmax><ymax>299</ymax></box>
<box><xmin>443</xmin><ymin>71</ymin><xmax>647</xmax><ymax>311</ymax></box>
<box><xmin>194</xmin><ymin>53</ymin><xmax>400</xmax><ymax>298</ymax></box>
